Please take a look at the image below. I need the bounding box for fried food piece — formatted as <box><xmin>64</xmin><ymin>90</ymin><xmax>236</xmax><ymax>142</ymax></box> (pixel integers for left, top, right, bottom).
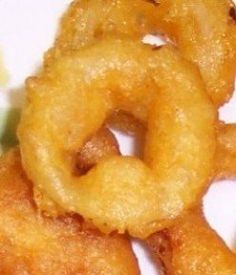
<box><xmin>0</xmin><ymin>149</ymin><xmax>140</xmax><ymax>275</ymax></box>
<box><xmin>104</xmin><ymin>118</ymin><xmax>236</xmax><ymax>181</ymax></box>
<box><xmin>154</xmin><ymin>0</ymin><xmax>236</xmax><ymax>106</ymax></box>
<box><xmin>18</xmin><ymin>38</ymin><xmax>215</xmax><ymax>238</ymax></box>
<box><xmin>47</xmin><ymin>0</ymin><xmax>159</xmax><ymax>61</ymax></box>
<box><xmin>80</xmin><ymin>116</ymin><xmax>236</xmax><ymax>183</ymax></box>
<box><xmin>47</xmin><ymin>0</ymin><xmax>236</xmax><ymax>106</ymax></box>
<box><xmin>63</xmin><ymin>120</ymin><xmax>236</xmax><ymax>273</ymax></box>
<box><xmin>215</xmin><ymin>122</ymin><xmax>236</xmax><ymax>180</ymax></box>
<box><xmin>147</xmin><ymin>209</ymin><xmax>236</xmax><ymax>275</ymax></box>
<box><xmin>36</xmin><ymin>117</ymin><xmax>236</xmax><ymax>218</ymax></box>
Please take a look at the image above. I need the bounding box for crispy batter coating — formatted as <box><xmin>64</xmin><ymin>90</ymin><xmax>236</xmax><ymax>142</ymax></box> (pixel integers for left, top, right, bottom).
<box><xmin>82</xmin><ymin>121</ymin><xmax>236</xmax><ymax>182</ymax></box>
<box><xmin>78</xmin><ymin>115</ymin><xmax>236</xmax><ymax>184</ymax></box>
<box><xmin>48</xmin><ymin>0</ymin><xmax>236</xmax><ymax>106</ymax></box>
<box><xmin>147</xmin><ymin>209</ymin><xmax>236</xmax><ymax>275</ymax></box>
<box><xmin>0</xmin><ymin>149</ymin><xmax>140</xmax><ymax>275</ymax></box>
<box><xmin>18</xmin><ymin>39</ymin><xmax>215</xmax><ymax>238</ymax></box>
<box><xmin>47</xmin><ymin>0</ymin><xmax>158</xmax><ymax>60</ymax></box>
<box><xmin>215</xmin><ymin>122</ymin><xmax>236</xmax><ymax>180</ymax></box>
<box><xmin>153</xmin><ymin>0</ymin><xmax>236</xmax><ymax>106</ymax></box>
<box><xmin>34</xmin><ymin>127</ymin><xmax>120</xmax><ymax>217</ymax></box>
<box><xmin>71</xmin><ymin>125</ymin><xmax>236</xmax><ymax>274</ymax></box>
<box><xmin>33</xmin><ymin>120</ymin><xmax>142</xmax><ymax>217</ymax></box>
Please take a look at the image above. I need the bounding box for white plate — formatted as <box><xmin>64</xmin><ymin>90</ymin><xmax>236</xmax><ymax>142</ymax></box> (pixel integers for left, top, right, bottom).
<box><xmin>0</xmin><ymin>1</ymin><xmax>235</xmax><ymax>274</ymax></box>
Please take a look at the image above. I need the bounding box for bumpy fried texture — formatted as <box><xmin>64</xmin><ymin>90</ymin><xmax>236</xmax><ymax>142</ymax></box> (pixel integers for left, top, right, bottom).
<box><xmin>48</xmin><ymin>0</ymin><xmax>236</xmax><ymax>106</ymax></box>
<box><xmin>215</xmin><ymin>122</ymin><xmax>236</xmax><ymax>180</ymax></box>
<box><xmin>18</xmin><ymin>38</ymin><xmax>215</xmax><ymax>238</ymax></box>
<box><xmin>48</xmin><ymin>0</ymin><xmax>158</xmax><ymax>60</ymax></box>
<box><xmin>0</xmin><ymin>149</ymin><xmax>140</xmax><ymax>275</ymax></box>
<box><xmin>34</xmin><ymin>127</ymin><xmax>120</xmax><ymax>217</ymax></box>
<box><xmin>57</xmin><ymin>120</ymin><xmax>236</xmax><ymax>274</ymax></box>
<box><xmin>147</xmin><ymin>209</ymin><xmax>236</xmax><ymax>275</ymax></box>
<box><xmin>81</xmin><ymin>121</ymin><xmax>236</xmax><ymax>182</ymax></box>
<box><xmin>154</xmin><ymin>0</ymin><xmax>236</xmax><ymax>106</ymax></box>
<box><xmin>80</xmin><ymin>116</ymin><xmax>236</xmax><ymax>183</ymax></box>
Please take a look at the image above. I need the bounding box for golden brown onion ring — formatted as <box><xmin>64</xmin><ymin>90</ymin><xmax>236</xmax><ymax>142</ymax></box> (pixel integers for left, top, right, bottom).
<box><xmin>18</xmin><ymin>38</ymin><xmax>215</xmax><ymax>238</ymax></box>
<box><xmin>147</xmin><ymin>209</ymin><xmax>236</xmax><ymax>275</ymax></box>
<box><xmin>47</xmin><ymin>0</ymin><xmax>236</xmax><ymax>106</ymax></box>
<box><xmin>153</xmin><ymin>0</ymin><xmax>236</xmax><ymax>106</ymax></box>
<box><xmin>0</xmin><ymin>149</ymin><xmax>140</xmax><ymax>275</ymax></box>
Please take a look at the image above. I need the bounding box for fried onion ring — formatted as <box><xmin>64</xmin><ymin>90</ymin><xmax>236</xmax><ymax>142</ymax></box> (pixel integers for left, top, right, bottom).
<box><xmin>35</xmin><ymin>117</ymin><xmax>236</xmax><ymax>218</ymax></box>
<box><xmin>147</xmin><ymin>208</ymin><xmax>236</xmax><ymax>274</ymax></box>
<box><xmin>0</xmin><ymin>149</ymin><xmax>139</xmax><ymax>275</ymax></box>
<box><xmin>18</xmin><ymin>38</ymin><xmax>216</xmax><ymax>238</ymax></box>
<box><xmin>152</xmin><ymin>0</ymin><xmax>236</xmax><ymax>106</ymax></box>
<box><xmin>47</xmin><ymin>0</ymin><xmax>236</xmax><ymax>106</ymax></box>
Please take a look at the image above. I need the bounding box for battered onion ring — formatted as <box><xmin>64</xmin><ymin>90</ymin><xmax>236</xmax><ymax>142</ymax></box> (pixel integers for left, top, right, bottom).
<box><xmin>36</xmin><ymin>118</ymin><xmax>235</xmax><ymax>216</ymax></box>
<box><xmin>147</xmin><ymin>209</ymin><xmax>236</xmax><ymax>274</ymax></box>
<box><xmin>18</xmin><ymin>38</ymin><xmax>215</xmax><ymax>238</ymax></box>
<box><xmin>47</xmin><ymin>0</ymin><xmax>236</xmax><ymax>106</ymax></box>
<box><xmin>152</xmin><ymin>0</ymin><xmax>236</xmax><ymax>106</ymax></box>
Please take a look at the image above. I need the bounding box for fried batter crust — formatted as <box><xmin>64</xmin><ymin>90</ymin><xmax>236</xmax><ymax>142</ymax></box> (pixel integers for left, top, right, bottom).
<box><xmin>147</xmin><ymin>209</ymin><xmax>236</xmax><ymax>275</ymax></box>
<box><xmin>0</xmin><ymin>149</ymin><xmax>139</xmax><ymax>275</ymax></box>
<box><xmin>215</xmin><ymin>123</ymin><xmax>236</xmax><ymax>180</ymax></box>
<box><xmin>49</xmin><ymin>0</ymin><xmax>236</xmax><ymax>106</ymax></box>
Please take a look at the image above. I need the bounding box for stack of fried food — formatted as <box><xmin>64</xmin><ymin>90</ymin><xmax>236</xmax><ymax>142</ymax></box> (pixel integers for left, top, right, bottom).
<box><xmin>1</xmin><ymin>0</ymin><xmax>236</xmax><ymax>274</ymax></box>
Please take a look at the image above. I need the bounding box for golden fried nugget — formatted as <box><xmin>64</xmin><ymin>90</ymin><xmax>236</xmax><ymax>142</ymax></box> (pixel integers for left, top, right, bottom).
<box><xmin>0</xmin><ymin>149</ymin><xmax>139</xmax><ymax>275</ymax></box>
<box><xmin>147</xmin><ymin>209</ymin><xmax>236</xmax><ymax>275</ymax></box>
